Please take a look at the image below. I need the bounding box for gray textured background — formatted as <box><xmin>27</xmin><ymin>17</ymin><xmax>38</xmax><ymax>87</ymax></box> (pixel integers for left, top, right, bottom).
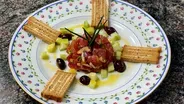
<box><xmin>0</xmin><ymin>0</ymin><xmax>184</xmax><ymax>104</ymax></box>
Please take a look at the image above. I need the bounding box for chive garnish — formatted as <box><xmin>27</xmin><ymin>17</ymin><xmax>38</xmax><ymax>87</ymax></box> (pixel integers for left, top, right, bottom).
<box><xmin>65</xmin><ymin>16</ymin><xmax>107</xmax><ymax>48</ymax></box>
<box><xmin>65</xmin><ymin>28</ymin><xmax>87</xmax><ymax>40</ymax></box>
<box><xmin>83</xmin><ymin>28</ymin><xmax>92</xmax><ymax>39</ymax></box>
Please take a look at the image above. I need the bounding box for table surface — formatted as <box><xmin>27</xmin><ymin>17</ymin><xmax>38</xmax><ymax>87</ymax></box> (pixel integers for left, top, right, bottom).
<box><xmin>0</xmin><ymin>0</ymin><xmax>184</xmax><ymax>104</ymax></box>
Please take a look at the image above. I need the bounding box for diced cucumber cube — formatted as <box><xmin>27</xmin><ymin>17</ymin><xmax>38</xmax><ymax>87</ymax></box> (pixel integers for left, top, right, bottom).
<box><xmin>99</xmin><ymin>29</ymin><xmax>108</xmax><ymax>37</ymax></box>
<box><xmin>110</xmin><ymin>32</ymin><xmax>121</xmax><ymax>41</ymax></box>
<box><xmin>112</xmin><ymin>42</ymin><xmax>122</xmax><ymax>52</ymax></box>
<box><xmin>56</xmin><ymin>38</ymin><xmax>69</xmax><ymax>45</ymax></box>
<box><xmin>72</xmin><ymin>35</ymin><xmax>78</xmax><ymax>40</ymax></box>
<box><xmin>60</xmin><ymin>28</ymin><xmax>73</xmax><ymax>34</ymax></box>
<box><xmin>47</xmin><ymin>43</ymin><xmax>56</xmax><ymax>53</ymax></box>
<box><xmin>109</xmin><ymin>40</ymin><xmax>115</xmax><ymax>44</ymax></box>
<box><xmin>60</xmin><ymin>54</ymin><xmax>67</xmax><ymax>60</ymax></box>
<box><xmin>56</xmin><ymin>38</ymin><xmax>62</xmax><ymax>45</ymax></box>
<box><xmin>88</xmin><ymin>79</ymin><xmax>97</xmax><ymax>89</ymax></box>
<box><xmin>89</xmin><ymin>72</ymin><xmax>99</xmax><ymax>81</ymax></box>
<box><xmin>83</xmin><ymin>20</ymin><xmax>90</xmax><ymax>28</ymax></box>
<box><xmin>62</xmin><ymin>39</ymin><xmax>69</xmax><ymax>45</ymax></box>
<box><xmin>108</xmin><ymin>62</ymin><xmax>114</xmax><ymax>72</ymax></box>
<box><xmin>101</xmin><ymin>69</ymin><xmax>108</xmax><ymax>79</ymax></box>
<box><xmin>86</xmin><ymin>27</ymin><xmax>95</xmax><ymax>35</ymax></box>
<box><xmin>60</xmin><ymin>43</ymin><xmax>67</xmax><ymax>51</ymax></box>
<box><xmin>40</xmin><ymin>52</ymin><xmax>49</xmax><ymax>60</ymax></box>
<box><xmin>115</xmin><ymin>51</ymin><xmax>122</xmax><ymax>60</ymax></box>
<box><xmin>69</xmin><ymin>68</ymin><xmax>77</xmax><ymax>74</ymax></box>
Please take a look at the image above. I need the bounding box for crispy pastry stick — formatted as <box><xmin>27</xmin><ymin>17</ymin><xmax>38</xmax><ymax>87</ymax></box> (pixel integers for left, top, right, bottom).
<box><xmin>41</xmin><ymin>70</ymin><xmax>76</xmax><ymax>102</ymax></box>
<box><xmin>122</xmin><ymin>45</ymin><xmax>162</xmax><ymax>64</ymax></box>
<box><xmin>91</xmin><ymin>0</ymin><xmax>109</xmax><ymax>26</ymax></box>
<box><xmin>23</xmin><ymin>17</ymin><xmax>61</xmax><ymax>44</ymax></box>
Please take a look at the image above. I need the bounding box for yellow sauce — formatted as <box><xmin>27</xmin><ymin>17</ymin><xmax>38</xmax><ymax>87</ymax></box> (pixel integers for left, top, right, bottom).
<box><xmin>69</xmin><ymin>24</ymin><xmax>83</xmax><ymax>30</ymax></box>
<box><xmin>97</xmin><ymin>73</ymin><xmax>121</xmax><ymax>87</ymax></box>
<box><xmin>52</xmin><ymin>53</ymin><xmax>57</xmax><ymax>59</ymax></box>
<box><xmin>44</xmin><ymin>60</ymin><xmax>58</xmax><ymax>71</ymax></box>
<box><xmin>121</xmin><ymin>37</ymin><xmax>130</xmax><ymax>45</ymax></box>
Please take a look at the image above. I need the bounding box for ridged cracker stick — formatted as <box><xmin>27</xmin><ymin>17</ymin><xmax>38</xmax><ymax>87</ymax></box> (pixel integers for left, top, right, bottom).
<box><xmin>23</xmin><ymin>17</ymin><xmax>61</xmax><ymax>44</ymax></box>
<box><xmin>91</xmin><ymin>0</ymin><xmax>109</xmax><ymax>26</ymax></box>
<box><xmin>41</xmin><ymin>70</ymin><xmax>76</xmax><ymax>102</ymax></box>
<box><xmin>122</xmin><ymin>45</ymin><xmax>162</xmax><ymax>64</ymax></box>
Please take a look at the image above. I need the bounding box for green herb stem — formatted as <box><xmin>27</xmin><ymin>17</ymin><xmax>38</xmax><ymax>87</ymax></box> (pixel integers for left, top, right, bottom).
<box><xmin>83</xmin><ymin>28</ymin><xmax>92</xmax><ymax>39</ymax></box>
<box><xmin>65</xmin><ymin>28</ymin><xmax>87</xmax><ymax>40</ymax></box>
<box><xmin>65</xmin><ymin>16</ymin><xmax>107</xmax><ymax>49</ymax></box>
<box><xmin>89</xmin><ymin>19</ymin><xmax>107</xmax><ymax>47</ymax></box>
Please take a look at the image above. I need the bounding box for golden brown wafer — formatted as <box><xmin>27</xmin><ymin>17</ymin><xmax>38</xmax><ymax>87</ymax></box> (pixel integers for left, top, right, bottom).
<box><xmin>27</xmin><ymin>17</ymin><xmax>60</xmax><ymax>35</ymax></box>
<box><xmin>41</xmin><ymin>70</ymin><xmax>76</xmax><ymax>102</ymax></box>
<box><xmin>23</xmin><ymin>17</ymin><xmax>61</xmax><ymax>44</ymax></box>
<box><xmin>27</xmin><ymin>19</ymin><xmax>59</xmax><ymax>39</ymax></box>
<box><xmin>123</xmin><ymin>49</ymin><xmax>160</xmax><ymax>56</ymax></box>
<box><xmin>123</xmin><ymin>45</ymin><xmax>162</xmax><ymax>52</ymax></box>
<box><xmin>23</xmin><ymin>24</ymin><xmax>56</xmax><ymax>43</ymax></box>
<box><xmin>91</xmin><ymin>0</ymin><xmax>109</xmax><ymax>26</ymax></box>
<box><xmin>122</xmin><ymin>45</ymin><xmax>162</xmax><ymax>64</ymax></box>
<box><xmin>122</xmin><ymin>55</ymin><xmax>159</xmax><ymax>64</ymax></box>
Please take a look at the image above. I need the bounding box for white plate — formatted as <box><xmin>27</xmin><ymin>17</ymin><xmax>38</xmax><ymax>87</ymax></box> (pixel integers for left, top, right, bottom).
<box><xmin>8</xmin><ymin>0</ymin><xmax>171</xmax><ymax>104</ymax></box>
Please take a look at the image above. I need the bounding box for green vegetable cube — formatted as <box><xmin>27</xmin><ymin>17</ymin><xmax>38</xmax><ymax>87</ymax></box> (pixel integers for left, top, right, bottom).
<box><xmin>56</xmin><ymin>38</ymin><xmax>69</xmax><ymax>45</ymax></box>
<box><xmin>47</xmin><ymin>43</ymin><xmax>56</xmax><ymax>53</ymax></box>
<box><xmin>40</xmin><ymin>52</ymin><xmax>49</xmax><ymax>60</ymax></box>
<box><xmin>115</xmin><ymin>51</ymin><xmax>122</xmax><ymax>60</ymax></box>
<box><xmin>60</xmin><ymin>43</ymin><xmax>67</xmax><ymax>51</ymax></box>
<box><xmin>88</xmin><ymin>79</ymin><xmax>97</xmax><ymax>89</ymax></box>
<box><xmin>83</xmin><ymin>20</ymin><xmax>90</xmax><ymax>28</ymax></box>
<box><xmin>108</xmin><ymin>62</ymin><xmax>114</xmax><ymax>72</ymax></box>
<box><xmin>109</xmin><ymin>40</ymin><xmax>115</xmax><ymax>44</ymax></box>
<box><xmin>89</xmin><ymin>72</ymin><xmax>99</xmax><ymax>81</ymax></box>
<box><xmin>72</xmin><ymin>35</ymin><xmax>78</xmax><ymax>40</ymax></box>
<box><xmin>99</xmin><ymin>29</ymin><xmax>108</xmax><ymax>37</ymax></box>
<box><xmin>112</xmin><ymin>42</ymin><xmax>122</xmax><ymax>52</ymax></box>
<box><xmin>101</xmin><ymin>69</ymin><xmax>108</xmax><ymax>79</ymax></box>
<box><xmin>56</xmin><ymin>38</ymin><xmax>62</xmax><ymax>45</ymax></box>
<box><xmin>110</xmin><ymin>32</ymin><xmax>121</xmax><ymax>41</ymax></box>
<box><xmin>60</xmin><ymin>28</ymin><xmax>73</xmax><ymax>34</ymax></box>
<box><xmin>60</xmin><ymin>54</ymin><xmax>67</xmax><ymax>60</ymax></box>
<box><xmin>86</xmin><ymin>27</ymin><xmax>95</xmax><ymax>35</ymax></box>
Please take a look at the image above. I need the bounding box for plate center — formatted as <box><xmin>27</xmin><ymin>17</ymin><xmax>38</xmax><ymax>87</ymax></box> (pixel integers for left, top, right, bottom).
<box><xmin>36</xmin><ymin>16</ymin><xmax>142</xmax><ymax>95</ymax></box>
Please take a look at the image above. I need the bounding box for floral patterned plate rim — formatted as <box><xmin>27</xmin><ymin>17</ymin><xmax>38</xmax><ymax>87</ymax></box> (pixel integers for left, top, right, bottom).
<box><xmin>8</xmin><ymin>0</ymin><xmax>171</xmax><ymax>104</ymax></box>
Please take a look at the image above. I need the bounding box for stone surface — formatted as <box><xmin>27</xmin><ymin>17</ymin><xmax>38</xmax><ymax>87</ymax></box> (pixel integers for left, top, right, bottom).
<box><xmin>0</xmin><ymin>0</ymin><xmax>184</xmax><ymax>104</ymax></box>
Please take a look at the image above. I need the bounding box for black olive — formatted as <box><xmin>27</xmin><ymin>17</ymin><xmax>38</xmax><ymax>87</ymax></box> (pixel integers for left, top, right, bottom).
<box><xmin>59</xmin><ymin>34</ymin><xmax>73</xmax><ymax>40</ymax></box>
<box><xmin>56</xmin><ymin>58</ymin><xmax>66</xmax><ymax>70</ymax></box>
<box><xmin>113</xmin><ymin>60</ymin><xmax>126</xmax><ymax>72</ymax></box>
<box><xmin>104</xmin><ymin>26</ymin><xmax>117</xmax><ymax>35</ymax></box>
<box><xmin>79</xmin><ymin>75</ymin><xmax>91</xmax><ymax>85</ymax></box>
